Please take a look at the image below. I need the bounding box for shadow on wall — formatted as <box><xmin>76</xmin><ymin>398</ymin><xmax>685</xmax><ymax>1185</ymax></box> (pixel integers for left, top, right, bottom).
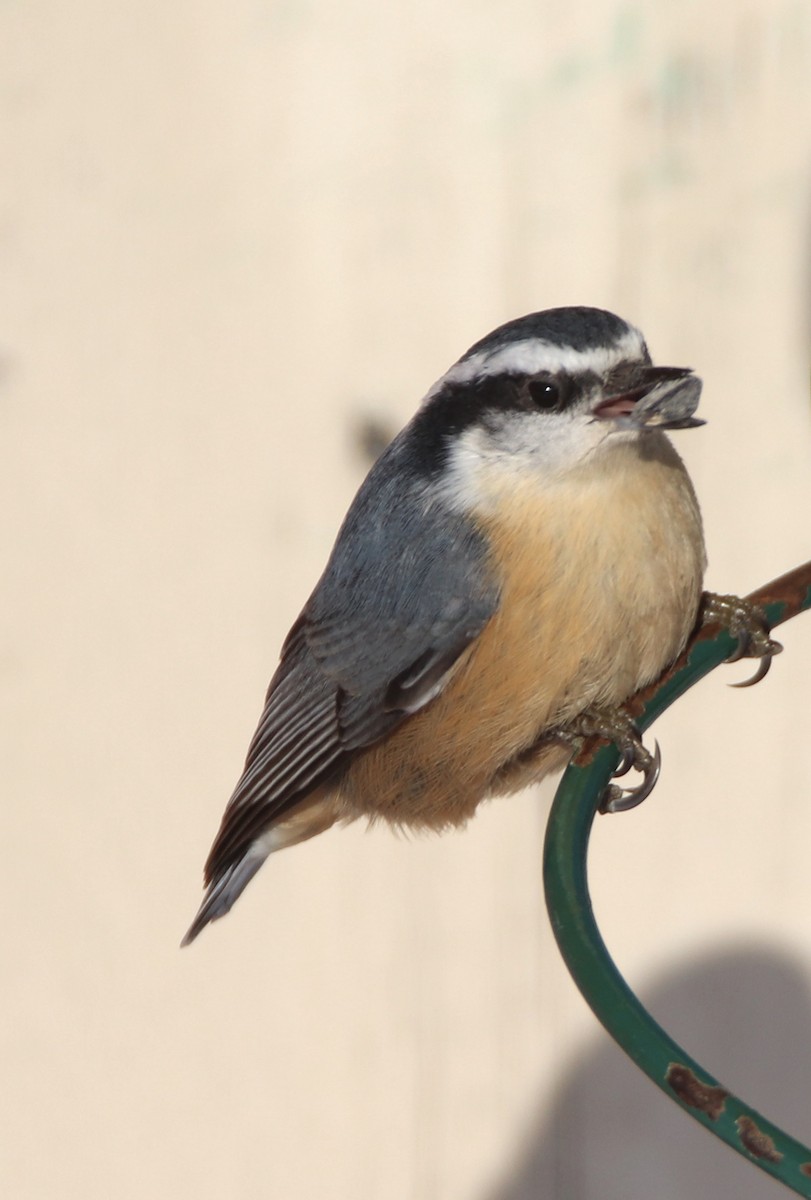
<box><xmin>483</xmin><ymin>947</ymin><xmax>811</xmax><ymax>1200</ymax></box>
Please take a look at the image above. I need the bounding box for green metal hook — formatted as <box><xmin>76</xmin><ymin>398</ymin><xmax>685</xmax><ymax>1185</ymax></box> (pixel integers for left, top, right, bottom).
<box><xmin>544</xmin><ymin>562</ymin><xmax>811</xmax><ymax>1195</ymax></box>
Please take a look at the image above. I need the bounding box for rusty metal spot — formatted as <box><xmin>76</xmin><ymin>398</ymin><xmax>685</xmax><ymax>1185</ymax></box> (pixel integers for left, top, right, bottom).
<box><xmin>800</xmin><ymin>1162</ymin><xmax>811</xmax><ymax>1178</ymax></box>
<box><xmin>735</xmin><ymin>1115</ymin><xmax>783</xmax><ymax>1163</ymax></box>
<box><xmin>666</xmin><ymin>1064</ymin><xmax>728</xmax><ymax>1120</ymax></box>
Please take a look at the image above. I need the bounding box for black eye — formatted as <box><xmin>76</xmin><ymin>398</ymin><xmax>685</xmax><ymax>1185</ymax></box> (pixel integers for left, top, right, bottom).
<box><xmin>527</xmin><ymin>376</ymin><xmax>565</xmax><ymax>411</ymax></box>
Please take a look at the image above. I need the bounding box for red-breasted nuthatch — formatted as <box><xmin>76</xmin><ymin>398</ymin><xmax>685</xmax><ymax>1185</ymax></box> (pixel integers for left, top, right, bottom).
<box><xmin>182</xmin><ymin>306</ymin><xmax>766</xmax><ymax>945</ymax></box>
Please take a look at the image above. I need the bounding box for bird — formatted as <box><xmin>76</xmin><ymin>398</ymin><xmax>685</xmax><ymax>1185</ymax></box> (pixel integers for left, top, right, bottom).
<box><xmin>182</xmin><ymin>305</ymin><xmax>721</xmax><ymax>946</ymax></box>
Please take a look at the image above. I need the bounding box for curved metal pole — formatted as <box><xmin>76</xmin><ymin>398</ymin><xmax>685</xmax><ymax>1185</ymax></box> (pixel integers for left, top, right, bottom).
<box><xmin>544</xmin><ymin>562</ymin><xmax>811</xmax><ymax>1194</ymax></box>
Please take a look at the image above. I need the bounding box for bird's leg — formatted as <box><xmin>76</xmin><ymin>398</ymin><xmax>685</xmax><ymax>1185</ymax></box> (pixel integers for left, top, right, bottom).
<box><xmin>699</xmin><ymin>592</ymin><xmax>782</xmax><ymax>687</ymax></box>
<box><xmin>550</xmin><ymin>593</ymin><xmax>782</xmax><ymax>818</ymax></box>
<box><xmin>555</xmin><ymin>705</ymin><xmax>662</xmax><ymax>814</ymax></box>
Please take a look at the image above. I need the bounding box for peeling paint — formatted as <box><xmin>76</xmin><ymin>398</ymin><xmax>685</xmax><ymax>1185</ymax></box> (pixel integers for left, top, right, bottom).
<box><xmin>665</xmin><ymin>1064</ymin><xmax>728</xmax><ymax>1120</ymax></box>
<box><xmin>736</xmin><ymin>1115</ymin><xmax>784</xmax><ymax>1163</ymax></box>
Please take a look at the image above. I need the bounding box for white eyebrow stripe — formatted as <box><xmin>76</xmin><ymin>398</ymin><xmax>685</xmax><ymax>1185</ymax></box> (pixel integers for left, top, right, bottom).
<box><xmin>425</xmin><ymin>327</ymin><xmax>647</xmax><ymax>399</ymax></box>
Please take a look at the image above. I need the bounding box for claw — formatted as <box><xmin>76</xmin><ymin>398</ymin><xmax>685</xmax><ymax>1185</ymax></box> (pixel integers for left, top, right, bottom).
<box><xmin>558</xmin><ymin>705</ymin><xmax>662</xmax><ymax>815</ymax></box>
<box><xmin>730</xmin><ymin>653</ymin><xmax>773</xmax><ymax>689</ymax></box>
<box><xmin>724</xmin><ymin>638</ymin><xmax>747</xmax><ymax>665</ymax></box>
<box><xmin>701</xmin><ymin>592</ymin><xmax>782</xmax><ymax>687</ymax></box>
<box><xmin>612</xmin><ymin>743</ymin><xmax>636</xmax><ymax>778</ymax></box>
<box><xmin>725</xmin><ymin>630</ymin><xmax>782</xmax><ymax>687</ymax></box>
<box><xmin>602</xmin><ymin>740</ymin><xmax>662</xmax><ymax>814</ymax></box>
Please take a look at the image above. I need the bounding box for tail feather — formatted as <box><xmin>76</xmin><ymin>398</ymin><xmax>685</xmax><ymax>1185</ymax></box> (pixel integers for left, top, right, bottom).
<box><xmin>181</xmin><ymin>794</ymin><xmax>340</xmax><ymax>946</ymax></box>
<box><xmin>181</xmin><ymin>848</ymin><xmax>268</xmax><ymax>947</ymax></box>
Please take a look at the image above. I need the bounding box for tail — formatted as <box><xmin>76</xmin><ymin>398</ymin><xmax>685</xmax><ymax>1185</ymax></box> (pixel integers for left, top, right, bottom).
<box><xmin>180</xmin><ymin>843</ymin><xmax>269</xmax><ymax>947</ymax></box>
<box><xmin>181</xmin><ymin>797</ymin><xmax>341</xmax><ymax>946</ymax></box>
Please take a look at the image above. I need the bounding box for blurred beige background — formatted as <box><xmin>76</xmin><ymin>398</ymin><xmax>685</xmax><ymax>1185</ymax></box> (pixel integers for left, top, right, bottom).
<box><xmin>3</xmin><ymin>2</ymin><xmax>811</xmax><ymax>1198</ymax></box>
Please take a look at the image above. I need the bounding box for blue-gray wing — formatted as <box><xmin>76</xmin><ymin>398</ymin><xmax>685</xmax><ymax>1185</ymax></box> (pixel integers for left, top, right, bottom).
<box><xmin>203</xmin><ymin>449</ymin><xmax>499</xmax><ymax>884</ymax></box>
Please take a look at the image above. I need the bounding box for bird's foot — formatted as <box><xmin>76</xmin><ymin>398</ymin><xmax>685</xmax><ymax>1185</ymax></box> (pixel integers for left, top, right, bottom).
<box><xmin>700</xmin><ymin>592</ymin><xmax>782</xmax><ymax>687</ymax></box>
<box><xmin>558</xmin><ymin>705</ymin><xmax>661</xmax><ymax>814</ymax></box>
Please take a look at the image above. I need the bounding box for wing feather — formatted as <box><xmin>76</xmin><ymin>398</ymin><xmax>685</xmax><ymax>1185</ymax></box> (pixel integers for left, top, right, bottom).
<box><xmin>201</xmin><ymin>444</ymin><xmax>501</xmax><ymax>889</ymax></box>
<box><xmin>203</xmin><ymin>648</ymin><xmax>347</xmax><ymax>882</ymax></box>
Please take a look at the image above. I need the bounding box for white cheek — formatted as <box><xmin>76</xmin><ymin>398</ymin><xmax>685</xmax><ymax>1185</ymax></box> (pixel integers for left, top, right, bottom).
<box><xmin>438</xmin><ymin>414</ymin><xmax>613</xmax><ymax>515</ymax></box>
